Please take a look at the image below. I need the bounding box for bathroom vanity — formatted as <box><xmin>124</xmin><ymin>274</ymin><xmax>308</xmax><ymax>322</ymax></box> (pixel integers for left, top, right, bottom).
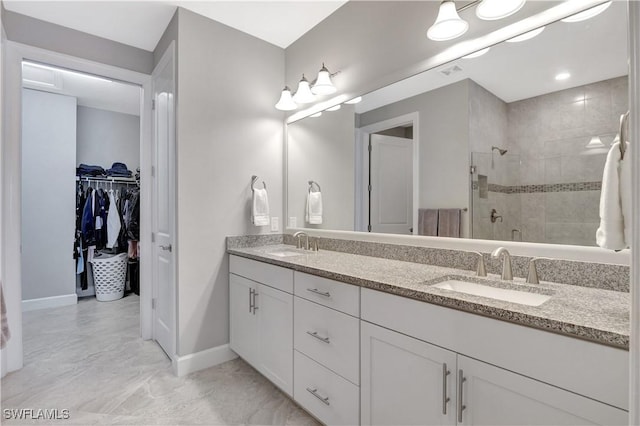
<box><xmin>228</xmin><ymin>241</ymin><xmax>629</xmax><ymax>425</ymax></box>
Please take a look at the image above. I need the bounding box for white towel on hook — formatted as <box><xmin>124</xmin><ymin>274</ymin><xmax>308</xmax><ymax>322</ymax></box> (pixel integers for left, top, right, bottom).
<box><xmin>596</xmin><ymin>140</ymin><xmax>631</xmax><ymax>250</ymax></box>
<box><xmin>306</xmin><ymin>190</ymin><xmax>323</xmax><ymax>225</ymax></box>
<box><xmin>251</xmin><ymin>188</ymin><xmax>270</xmax><ymax>226</ymax></box>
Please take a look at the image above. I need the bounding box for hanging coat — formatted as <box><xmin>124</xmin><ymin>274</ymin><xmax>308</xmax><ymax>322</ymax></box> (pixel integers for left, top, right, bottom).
<box><xmin>81</xmin><ymin>188</ymin><xmax>95</xmax><ymax>246</ymax></box>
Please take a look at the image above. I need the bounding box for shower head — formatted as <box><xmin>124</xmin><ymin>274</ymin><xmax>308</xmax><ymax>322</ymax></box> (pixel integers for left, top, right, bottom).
<box><xmin>492</xmin><ymin>146</ymin><xmax>508</xmax><ymax>156</ymax></box>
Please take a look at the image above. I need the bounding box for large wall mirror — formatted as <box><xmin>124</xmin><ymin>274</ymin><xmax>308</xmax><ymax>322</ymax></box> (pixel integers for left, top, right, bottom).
<box><xmin>286</xmin><ymin>1</ymin><xmax>628</xmax><ymax>248</ymax></box>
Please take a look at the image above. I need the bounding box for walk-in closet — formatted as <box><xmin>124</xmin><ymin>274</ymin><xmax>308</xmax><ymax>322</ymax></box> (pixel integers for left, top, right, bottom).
<box><xmin>20</xmin><ymin>61</ymin><xmax>143</xmax><ymax>314</ymax></box>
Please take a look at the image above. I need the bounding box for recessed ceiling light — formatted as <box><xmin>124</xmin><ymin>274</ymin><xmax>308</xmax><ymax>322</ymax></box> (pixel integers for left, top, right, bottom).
<box><xmin>555</xmin><ymin>72</ymin><xmax>571</xmax><ymax>81</ymax></box>
<box><xmin>561</xmin><ymin>1</ymin><xmax>611</xmax><ymax>23</ymax></box>
<box><xmin>326</xmin><ymin>104</ymin><xmax>341</xmax><ymax>111</ymax></box>
<box><xmin>345</xmin><ymin>97</ymin><xmax>362</xmax><ymax>104</ymax></box>
<box><xmin>476</xmin><ymin>0</ymin><xmax>526</xmax><ymax>21</ymax></box>
<box><xmin>463</xmin><ymin>47</ymin><xmax>491</xmax><ymax>59</ymax></box>
<box><xmin>506</xmin><ymin>26</ymin><xmax>545</xmax><ymax>43</ymax></box>
<box><xmin>310</xmin><ymin>112</ymin><xmax>322</xmax><ymax>118</ymax></box>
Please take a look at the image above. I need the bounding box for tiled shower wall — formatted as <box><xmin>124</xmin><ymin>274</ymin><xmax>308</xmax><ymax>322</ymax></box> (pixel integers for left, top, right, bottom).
<box><xmin>471</xmin><ymin>76</ymin><xmax>628</xmax><ymax>246</ymax></box>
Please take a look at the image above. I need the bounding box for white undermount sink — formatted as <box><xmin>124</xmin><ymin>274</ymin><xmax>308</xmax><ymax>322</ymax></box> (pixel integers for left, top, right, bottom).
<box><xmin>269</xmin><ymin>249</ymin><xmax>306</xmax><ymax>258</ymax></box>
<box><xmin>432</xmin><ymin>279</ymin><xmax>551</xmax><ymax>307</ymax></box>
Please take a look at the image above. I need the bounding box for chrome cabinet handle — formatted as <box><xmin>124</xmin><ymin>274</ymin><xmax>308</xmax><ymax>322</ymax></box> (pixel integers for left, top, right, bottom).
<box><xmin>442</xmin><ymin>363</ymin><xmax>451</xmax><ymax>415</ymax></box>
<box><xmin>252</xmin><ymin>291</ymin><xmax>258</xmax><ymax>314</ymax></box>
<box><xmin>306</xmin><ymin>387</ymin><xmax>330</xmax><ymax>406</ymax></box>
<box><xmin>159</xmin><ymin>244</ymin><xmax>172</xmax><ymax>252</ymax></box>
<box><xmin>249</xmin><ymin>288</ymin><xmax>253</xmax><ymax>313</ymax></box>
<box><xmin>458</xmin><ymin>369</ymin><xmax>466</xmax><ymax>423</ymax></box>
<box><xmin>306</xmin><ymin>288</ymin><xmax>331</xmax><ymax>298</ymax></box>
<box><xmin>306</xmin><ymin>331</ymin><xmax>330</xmax><ymax>344</ymax></box>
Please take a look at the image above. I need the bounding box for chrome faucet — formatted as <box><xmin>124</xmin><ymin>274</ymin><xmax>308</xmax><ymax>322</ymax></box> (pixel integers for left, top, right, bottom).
<box><xmin>473</xmin><ymin>252</ymin><xmax>487</xmax><ymax>277</ymax></box>
<box><xmin>491</xmin><ymin>247</ymin><xmax>513</xmax><ymax>280</ymax></box>
<box><xmin>526</xmin><ymin>257</ymin><xmax>549</xmax><ymax>284</ymax></box>
<box><xmin>293</xmin><ymin>231</ymin><xmax>309</xmax><ymax>250</ymax></box>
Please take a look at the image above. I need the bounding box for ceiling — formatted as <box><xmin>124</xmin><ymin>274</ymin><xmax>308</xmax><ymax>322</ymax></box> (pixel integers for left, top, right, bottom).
<box><xmin>3</xmin><ymin>0</ymin><xmax>348</xmax><ymax>50</ymax></box>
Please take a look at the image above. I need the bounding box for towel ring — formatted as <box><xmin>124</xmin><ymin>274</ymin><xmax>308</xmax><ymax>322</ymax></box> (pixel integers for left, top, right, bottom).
<box><xmin>308</xmin><ymin>180</ymin><xmax>321</xmax><ymax>192</ymax></box>
<box><xmin>619</xmin><ymin>111</ymin><xmax>629</xmax><ymax>160</ymax></box>
<box><xmin>251</xmin><ymin>175</ymin><xmax>266</xmax><ymax>192</ymax></box>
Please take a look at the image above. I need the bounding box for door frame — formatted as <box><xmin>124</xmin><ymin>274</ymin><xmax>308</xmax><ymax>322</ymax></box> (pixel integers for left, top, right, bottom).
<box><xmin>355</xmin><ymin>112</ymin><xmax>419</xmax><ymax>234</ymax></box>
<box><xmin>1</xmin><ymin>41</ymin><xmax>153</xmax><ymax>373</ymax></box>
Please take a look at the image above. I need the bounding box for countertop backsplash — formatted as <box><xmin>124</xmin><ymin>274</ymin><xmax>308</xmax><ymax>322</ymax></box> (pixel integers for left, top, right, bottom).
<box><xmin>226</xmin><ymin>234</ymin><xmax>629</xmax><ymax>293</ymax></box>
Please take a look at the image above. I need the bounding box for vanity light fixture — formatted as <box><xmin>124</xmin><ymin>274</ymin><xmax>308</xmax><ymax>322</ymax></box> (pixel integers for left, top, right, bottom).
<box><xmin>463</xmin><ymin>47</ymin><xmax>491</xmax><ymax>59</ymax></box>
<box><xmin>475</xmin><ymin>0</ymin><xmax>526</xmax><ymax>21</ymax></box>
<box><xmin>345</xmin><ymin>97</ymin><xmax>362</xmax><ymax>104</ymax></box>
<box><xmin>311</xmin><ymin>63</ymin><xmax>337</xmax><ymax>95</ymax></box>
<box><xmin>275</xmin><ymin>86</ymin><xmax>298</xmax><ymax>111</ymax></box>
<box><xmin>326</xmin><ymin>104</ymin><xmax>341</xmax><ymax>111</ymax></box>
<box><xmin>506</xmin><ymin>26</ymin><xmax>545</xmax><ymax>42</ymax></box>
<box><xmin>427</xmin><ymin>0</ymin><xmax>469</xmax><ymax>41</ymax></box>
<box><xmin>561</xmin><ymin>1</ymin><xmax>611</xmax><ymax>23</ymax></box>
<box><xmin>555</xmin><ymin>72</ymin><xmax>571</xmax><ymax>81</ymax></box>
<box><xmin>292</xmin><ymin>75</ymin><xmax>315</xmax><ymax>104</ymax></box>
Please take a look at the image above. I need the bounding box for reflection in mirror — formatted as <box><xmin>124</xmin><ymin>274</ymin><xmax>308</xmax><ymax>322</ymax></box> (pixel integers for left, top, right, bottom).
<box><xmin>286</xmin><ymin>1</ymin><xmax>628</xmax><ymax>247</ymax></box>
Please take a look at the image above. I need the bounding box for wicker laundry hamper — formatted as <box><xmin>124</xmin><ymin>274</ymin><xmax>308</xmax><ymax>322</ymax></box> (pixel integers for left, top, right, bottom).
<box><xmin>90</xmin><ymin>253</ymin><xmax>128</xmax><ymax>302</ymax></box>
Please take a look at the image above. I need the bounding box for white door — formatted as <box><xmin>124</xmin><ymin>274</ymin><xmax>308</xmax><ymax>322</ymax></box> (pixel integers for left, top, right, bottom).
<box><xmin>21</xmin><ymin>89</ymin><xmax>77</xmax><ymax>303</ymax></box>
<box><xmin>370</xmin><ymin>134</ymin><xmax>413</xmax><ymax>234</ymax></box>
<box><xmin>256</xmin><ymin>283</ymin><xmax>293</xmax><ymax>396</ymax></box>
<box><xmin>229</xmin><ymin>274</ymin><xmax>259</xmax><ymax>367</ymax></box>
<box><xmin>151</xmin><ymin>44</ymin><xmax>176</xmax><ymax>359</ymax></box>
<box><xmin>457</xmin><ymin>355</ymin><xmax>628</xmax><ymax>426</ymax></box>
<box><xmin>361</xmin><ymin>321</ymin><xmax>457</xmax><ymax>426</ymax></box>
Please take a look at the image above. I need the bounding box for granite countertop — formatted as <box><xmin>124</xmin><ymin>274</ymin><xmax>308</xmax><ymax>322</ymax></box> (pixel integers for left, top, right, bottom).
<box><xmin>228</xmin><ymin>244</ymin><xmax>630</xmax><ymax>350</ymax></box>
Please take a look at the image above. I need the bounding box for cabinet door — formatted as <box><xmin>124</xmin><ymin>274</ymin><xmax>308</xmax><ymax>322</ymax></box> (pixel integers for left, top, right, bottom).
<box><xmin>257</xmin><ymin>283</ymin><xmax>293</xmax><ymax>396</ymax></box>
<box><xmin>457</xmin><ymin>355</ymin><xmax>628</xmax><ymax>426</ymax></box>
<box><xmin>229</xmin><ymin>274</ymin><xmax>259</xmax><ymax>367</ymax></box>
<box><xmin>361</xmin><ymin>321</ymin><xmax>457</xmax><ymax>426</ymax></box>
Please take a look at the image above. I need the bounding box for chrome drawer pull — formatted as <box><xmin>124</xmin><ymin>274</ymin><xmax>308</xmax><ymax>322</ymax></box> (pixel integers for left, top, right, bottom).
<box><xmin>249</xmin><ymin>288</ymin><xmax>254</xmax><ymax>313</ymax></box>
<box><xmin>458</xmin><ymin>369</ymin><xmax>466</xmax><ymax>423</ymax></box>
<box><xmin>306</xmin><ymin>387</ymin><xmax>330</xmax><ymax>406</ymax></box>
<box><xmin>442</xmin><ymin>363</ymin><xmax>451</xmax><ymax>415</ymax></box>
<box><xmin>306</xmin><ymin>331</ymin><xmax>330</xmax><ymax>344</ymax></box>
<box><xmin>307</xmin><ymin>288</ymin><xmax>331</xmax><ymax>298</ymax></box>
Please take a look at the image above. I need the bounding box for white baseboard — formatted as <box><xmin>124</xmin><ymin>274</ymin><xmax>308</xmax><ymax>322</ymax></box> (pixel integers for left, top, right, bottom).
<box><xmin>22</xmin><ymin>293</ymin><xmax>77</xmax><ymax>312</ymax></box>
<box><xmin>172</xmin><ymin>344</ymin><xmax>238</xmax><ymax>377</ymax></box>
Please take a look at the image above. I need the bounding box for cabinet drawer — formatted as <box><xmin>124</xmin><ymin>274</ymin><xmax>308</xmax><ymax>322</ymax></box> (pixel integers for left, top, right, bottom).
<box><xmin>294</xmin><ymin>350</ymin><xmax>359</xmax><ymax>426</ymax></box>
<box><xmin>294</xmin><ymin>297</ymin><xmax>360</xmax><ymax>385</ymax></box>
<box><xmin>230</xmin><ymin>255</ymin><xmax>293</xmax><ymax>294</ymax></box>
<box><xmin>294</xmin><ymin>272</ymin><xmax>359</xmax><ymax>317</ymax></box>
<box><xmin>294</xmin><ymin>272</ymin><xmax>360</xmax><ymax>317</ymax></box>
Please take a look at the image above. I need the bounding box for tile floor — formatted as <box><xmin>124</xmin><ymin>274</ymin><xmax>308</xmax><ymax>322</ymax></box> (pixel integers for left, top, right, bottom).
<box><xmin>1</xmin><ymin>295</ymin><xmax>318</xmax><ymax>425</ymax></box>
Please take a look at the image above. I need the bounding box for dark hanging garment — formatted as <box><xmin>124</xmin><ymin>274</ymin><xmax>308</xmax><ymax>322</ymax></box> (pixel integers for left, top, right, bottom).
<box><xmin>126</xmin><ymin>190</ymin><xmax>140</xmax><ymax>241</ymax></box>
<box><xmin>95</xmin><ymin>189</ymin><xmax>109</xmax><ymax>249</ymax></box>
<box><xmin>81</xmin><ymin>188</ymin><xmax>96</xmax><ymax>247</ymax></box>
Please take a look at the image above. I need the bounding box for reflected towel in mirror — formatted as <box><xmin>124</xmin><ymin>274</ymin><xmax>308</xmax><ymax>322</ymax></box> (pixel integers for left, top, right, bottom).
<box><xmin>306</xmin><ymin>190</ymin><xmax>323</xmax><ymax>225</ymax></box>
<box><xmin>418</xmin><ymin>209</ymin><xmax>438</xmax><ymax>236</ymax></box>
<box><xmin>437</xmin><ymin>209</ymin><xmax>461</xmax><ymax>238</ymax></box>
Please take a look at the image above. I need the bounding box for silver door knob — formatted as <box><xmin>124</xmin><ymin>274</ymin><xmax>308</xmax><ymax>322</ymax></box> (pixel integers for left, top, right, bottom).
<box><xmin>160</xmin><ymin>244</ymin><xmax>172</xmax><ymax>252</ymax></box>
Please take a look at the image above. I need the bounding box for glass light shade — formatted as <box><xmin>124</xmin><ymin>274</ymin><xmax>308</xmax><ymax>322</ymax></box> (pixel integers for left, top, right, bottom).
<box><xmin>562</xmin><ymin>1</ymin><xmax>611</xmax><ymax>23</ymax></box>
<box><xmin>292</xmin><ymin>75</ymin><xmax>315</xmax><ymax>104</ymax></box>
<box><xmin>476</xmin><ymin>0</ymin><xmax>526</xmax><ymax>21</ymax></box>
<box><xmin>506</xmin><ymin>26</ymin><xmax>545</xmax><ymax>43</ymax></box>
<box><xmin>310</xmin><ymin>112</ymin><xmax>323</xmax><ymax>118</ymax></box>
<box><xmin>427</xmin><ymin>1</ymin><xmax>469</xmax><ymax>41</ymax></box>
<box><xmin>275</xmin><ymin>86</ymin><xmax>297</xmax><ymax>111</ymax></box>
<box><xmin>345</xmin><ymin>96</ymin><xmax>362</xmax><ymax>104</ymax></box>
<box><xmin>326</xmin><ymin>104</ymin><xmax>341</xmax><ymax>111</ymax></box>
<box><xmin>311</xmin><ymin>65</ymin><xmax>337</xmax><ymax>95</ymax></box>
<box><xmin>463</xmin><ymin>47</ymin><xmax>490</xmax><ymax>59</ymax></box>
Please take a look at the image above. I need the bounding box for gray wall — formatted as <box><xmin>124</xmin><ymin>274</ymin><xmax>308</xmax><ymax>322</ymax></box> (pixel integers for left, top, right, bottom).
<box><xmin>2</xmin><ymin>9</ymin><xmax>153</xmax><ymax>74</ymax></box>
<box><xmin>288</xmin><ymin>105</ymin><xmax>355</xmax><ymax>230</ymax></box>
<box><xmin>174</xmin><ymin>8</ymin><xmax>284</xmax><ymax>356</ymax></box>
<box><xmin>359</xmin><ymin>80</ymin><xmax>471</xmax><ymax>237</ymax></box>
<box><xmin>76</xmin><ymin>106</ymin><xmax>140</xmax><ymax>171</ymax></box>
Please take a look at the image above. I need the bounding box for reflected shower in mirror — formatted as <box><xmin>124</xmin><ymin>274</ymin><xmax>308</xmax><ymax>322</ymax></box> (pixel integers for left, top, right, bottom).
<box><xmin>286</xmin><ymin>0</ymin><xmax>628</xmax><ymax>247</ymax></box>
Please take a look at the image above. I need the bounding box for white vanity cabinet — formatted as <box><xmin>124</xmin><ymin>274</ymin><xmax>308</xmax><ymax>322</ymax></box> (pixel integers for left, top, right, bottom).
<box><xmin>293</xmin><ymin>272</ymin><xmax>360</xmax><ymax>425</ymax></box>
<box><xmin>361</xmin><ymin>288</ymin><xmax>629</xmax><ymax>426</ymax></box>
<box><xmin>229</xmin><ymin>256</ymin><xmax>294</xmax><ymax>396</ymax></box>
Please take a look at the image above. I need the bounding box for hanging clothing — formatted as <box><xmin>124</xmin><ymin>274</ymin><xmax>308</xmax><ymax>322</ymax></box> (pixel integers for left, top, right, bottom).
<box><xmin>106</xmin><ymin>190</ymin><xmax>121</xmax><ymax>249</ymax></box>
<box><xmin>81</xmin><ymin>187</ymin><xmax>96</xmax><ymax>246</ymax></box>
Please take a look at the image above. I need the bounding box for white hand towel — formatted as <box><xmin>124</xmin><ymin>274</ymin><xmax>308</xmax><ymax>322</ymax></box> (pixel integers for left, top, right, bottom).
<box><xmin>306</xmin><ymin>190</ymin><xmax>323</xmax><ymax>225</ymax></box>
<box><xmin>251</xmin><ymin>188</ymin><xmax>270</xmax><ymax>226</ymax></box>
<box><xmin>596</xmin><ymin>141</ymin><xmax>630</xmax><ymax>250</ymax></box>
<box><xmin>106</xmin><ymin>189</ymin><xmax>121</xmax><ymax>249</ymax></box>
